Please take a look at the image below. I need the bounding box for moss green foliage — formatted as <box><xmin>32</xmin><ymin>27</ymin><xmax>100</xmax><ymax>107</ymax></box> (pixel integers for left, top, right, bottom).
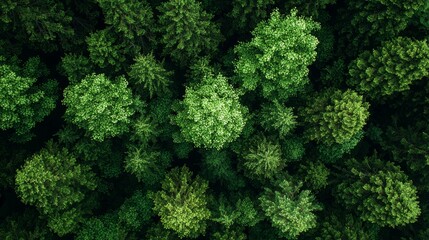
<box><xmin>259</xmin><ymin>180</ymin><xmax>322</xmax><ymax>239</ymax></box>
<box><xmin>234</xmin><ymin>9</ymin><xmax>320</xmax><ymax>100</ymax></box>
<box><xmin>242</xmin><ymin>135</ymin><xmax>285</xmax><ymax>179</ymax></box>
<box><xmin>336</xmin><ymin>157</ymin><xmax>421</xmax><ymax>227</ymax></box>
<box><xmin>3</xmin><ymin>1</ymin><xmax>429</xmax><ymax>238</ymax></box>
<box><xmin>302</xmin><ymin>89</ymin><xmax>370</xmax><ymax>145</ymax></box>
<box><xmin>63</xmin><ymin>73</ymin><xmax>136</xmax><ymax>141</ymax></box>
<box><xmin>0</xmin><ymin>58</ymin><xmax>57</xmax><ymax>140</ymax></box>
<box><xmin>259</xmin><ymin>101</ymin><xmax>297</xmax><ymax>137</ymax></box>
<box><xmin>348</xmin><ymin>37</ymin><xmax>429</xmax><ymax>98</ymax></box>
<box><xmin>341</xmin><ymin>0</ymin><xmax>426</xmax><ymax>50</ymax></box>
<box><xmin>173</xmin><ymin>73</ymin><xmax>248</xmax><ymax>149</ymax></box>
<box><xmin>96</xmin><ymin>0</ymin><xmax>154</xmax><ymax>40</ymax></box>
<box><xmin>128</xmin><ymin>54</ymin><xmax>172</xmax><ymax>98</ymax></box>
<box><xmin>316</xmin><ymin>213</ymin><xmax>379</xmax><ymax>240</ymax></box>
<box><xmin>157</xmin><ymin>0</ymin><xmax>222</xmax><ymax>64</ymax></box>
<box><xmin>15</xmin><ymin>142</ymin><xmax>97</xmax><ymax>215</ymax></box>
<box><xmin>152</xmin><ymin>166</ymin><xmax>211</xmax><ymax>238</ymax></box>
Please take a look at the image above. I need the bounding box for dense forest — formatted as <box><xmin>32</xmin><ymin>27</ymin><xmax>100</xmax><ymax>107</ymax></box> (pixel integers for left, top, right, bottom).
<box><xmin>1</xmin><ymin>0</ymin><xmax>429</xmax><ymax>239</ymax></box>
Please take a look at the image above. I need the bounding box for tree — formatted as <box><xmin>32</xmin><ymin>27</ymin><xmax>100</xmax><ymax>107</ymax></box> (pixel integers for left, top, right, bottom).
<box><xmin>234</xmin><ymin>9</ymin><xmax>320</xmax><ymax>100</ymax></box>
<box><xmin>259</xmin><ymin>180</ymin><xmax>322</xmax><ymax>239</ymax></box>
<box><xmin>336</xmin><ymin>156</ymin><xmax>421</xmax><ymax>227</ymax></box>
<box><xmin>259</xmin><ymin>101</ymin><xmax>297</xmax><ymax>137</ymax></box>
<box><xmin>242</xmin><ymin>135</ymin><xmax>285</xmax><ymax>180</ymax></box>
<box><xmin>76</xmin><ymin>213</ymin><xmax>127</xmax><ymax>240</ymax></box>
<box><xmin>96</xmin><ymin>0</ymin><xmax>153</xmax><ymax>40</ymax></box>
<box><xmin>157</xmin><ymin>0</ymin><xmax>222</xmax><ymax>64</ymax></box>
<box><xmin>316</xmin><ymin>213</ymin><xmax>379</xmax><ymax>240</ymax></box>
<box><xmin>118</xmin><ymin>191</ymin><xmax>153</xmax><ymax>231</ymax></box>
<box><xmin>128</xmin><ymin>54</ymin><xmax>172</xmax><ymax>98</ymax></box>
<box><xmin>301</xmin><ymin>89</ymin><xmax>370</xmax><ymax>145</ymax></box>
<box><xmin>348</xmin><ymin>37</ymin><xmax>429</xmax><ymax>98</ymax></box>
<box><xmin>63</xmin><ymin>73</ymin><xmax>136</xmax><ymax>141</ymax></box>
<box><xmin>173</xmin><ymin>73</ymin><xmax>248</xmax><ymax>149</ymax></box>
<box><xmin>15</xmin><ymin>142</ymin><xmax>97</xmax><ymax>215</ymax></box>
<box><xmin>152</xmin><ymin>166</ymin><xmax>211</xmax><ymax>238</ymax></box>
<box><xmin>86</xmin><ymin>29</ymin><xmax>126</xmax><ymax>69</ymax></box>
<box><xmin>339</xmin><ymin>0</ymin><xmax>426</xmax><ymax>53</ymax></box>
<box><xmin>0</xmin><ymin>58</ymin><xmax>57</xmax><ymax>141</ymax></box>
<box><xmin>228</xmin><ymin>0</ymin><xmax>275</xmax><ymax>33</ymax></box>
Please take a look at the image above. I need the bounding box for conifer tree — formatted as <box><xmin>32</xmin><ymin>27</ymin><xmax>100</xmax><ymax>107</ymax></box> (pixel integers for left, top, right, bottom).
<box><xmin>152</xmin><ymin>166</ymin><xmax>211</xmax><ymax>238</ymax></box>
<box><xmin>301</xmin><ymin>89</ymin><xmax>369</xmax><ymax>145</ymax></box>
<box><xmin>348</xmin><ymin>37</ymin><xmax>429</xmax><ymax>98</ymax></box>
<box><xmin>336</xmin><ymin>156</ymin><xmax>421</xmax><ymax>227</ymax></box>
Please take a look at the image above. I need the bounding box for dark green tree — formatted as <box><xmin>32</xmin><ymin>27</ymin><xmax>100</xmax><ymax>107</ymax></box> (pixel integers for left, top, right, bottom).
<box><xmin>157</xmin><ymin>0</ymin><xmax>222</xmax><ymax>64</ymax></box>
<box><xmin>259</xmin><ymin>101</ymin><xmax>297</xmax><ymax>137</ymax></box>
<box><xmin>96</xmin><ymin>0</ymin><xmax>154</xmax><ymax>40</ymax></box>
<box><xmin>15</xmin><ymin>142</ymin><xmax>97</xmax><ymax>214</ymax></box>
<box><xmin>336</xmin><ymin>156</ymin><xmax>421</xmax><ymax>227</ymax></box>
<box><xmin>234</xmin><ymin>9</ymin><xmax>320</xmax><ymax>100</ymax></box>
<box><xmin>348</xmin><ymin>37</ymin><xmax>429</xmax><ymax>98</ymax></box>
<box><xmin>63</xmin><ymin>73</ymin><xmax>136</xmax><ymax>141</ymax></box>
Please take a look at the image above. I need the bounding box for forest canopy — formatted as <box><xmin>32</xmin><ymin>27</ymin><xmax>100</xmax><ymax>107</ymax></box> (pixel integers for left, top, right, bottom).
<box><xmin>1</xmin><ymin>0</ymin><xmax>429</xmax><ymax>239</ymax></box>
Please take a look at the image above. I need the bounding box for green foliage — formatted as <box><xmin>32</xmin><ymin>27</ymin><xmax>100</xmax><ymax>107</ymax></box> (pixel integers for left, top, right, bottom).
<box><xmin>281</xmin><ymin>136</ymin><xmax>306</xmax><ymax>162</ymax></box>
<box><xmin>0</xmin><ymin>209</ymin><xmax>53</xmax><ymax>240</ymax></box>
<box><xmin>118</xmin><ymin>191</ymin><xmax>153</xmax><ymax>231</ymax></box>
<box><xmin>157</xmin><ymin>0</ymin><xmax>222</xmax><ymax>64</ymax></box>
<box><xmin>211</xmin><ymin>195</ymin><xmax>260</xmax><ymax>229</ymax></box>
<box><xmin>234</xmin><ymin>9</ymin><xmax>320</xmax><ymax>100</ymax></box>
<box><xmin>0</xmin><ymin>0</ymin><xmax>74</xmax><ymax>49</ymax></box>
<box><xmin>242</xmin><ymin>135</ymin><xmax>285</xmax><ymax>179</ymax></box>
<box><xmin>173</xmin><ymin>73</ymin><xmax>248</xmax><ymax>149</ymax></box>
<box><xmin>125</xmin><ymin>147</ymin><xmax>171</xmax><ymax>186</ymax></box>
<box><xmin>96</xmin><ymin>0</ymin><xmax>153</xmax><ymax>40</ymax></box>
<box><xmin>86</xmin><ymin>29</ymin><xmax>126</xmax><ymax>69</ymax></box>
<box><xmin>128</xmin><ymin>54</ymin><xmax>172</xmax><ymax>98</ymax></box>
<box><xmin>15</xmin><ymin>141</ymin><xmax>97</xmax><ymax>215</ymax></box>
<box><xmin>316</xmin><ymin>213</ymin><xmax>379</xmax><ymax>240</ymax></box>
<box><xmin>212</xmin><ymin>229</ymin><xmax>246</xmax><ymax>240</ymax></box>
<box><xmin>76</xmin><ymin>213</ymin><xmax>127</xmax><ymax>240</ymax></box>
<box><xmin>228</xmin><ymin>0</ymin><xmax>275</xmax><ymax>33</ymax></box>
<box><xmin>259</xmin><ymin>101</ymin><xmax>297</xmax><ymax>137</ymax></box>
<box><xmin>284</xmin><ymin>0</ymin><xmax>336</xmax><ymax>18</ymax></box>
<box><xmin>342</xmin><ymin>0</ymin><xmax>425</xmax><ymax>49</ymax></box>
<box><xmin>298</xmin><ymin>161</ymin><xmax>330</xmax><ymax>190</ymax></box>
<box><xmin>301</xmin><ymin>89</ymin><xmax>370</xmax><ymax>145</ymax></box>
<box><xmin>318</xmin><ymin>131</ymin><xmax>364</xmax><ymax>163</ymax></box>
<box><xmin>0</xmin><ymin>60</ymin><xmax>57</xmax><ymax>140</ymax></box>
<box><xmin>63</xmin><ymin>73</ymin><xmax>136</xmax><ymax>141</ymax></box>
<box><xmin>259</xmin><ymin>180</ymin><xmax>322</xmax><ymax>239</ymax></box>
<box><xmin>201</xmin><ymin>149</ymin><xmax>245</xmax><ymax>190</ymax></box>
<box><xmin>60</xmin><ymin>54</ymin><xmax>92</xmax><ymax>85</ymax></box>
<box><xmin>47</xmin><ymin>208</ymin><xmax>83</xmax><ymax>236</ymax></box>
<box><xmin>336</xmin><ymin>156</ymin><xmax>421</xmax><ymax>227</ymax></box>
<box><xmin>152</xmin><ymin>166</ymin><xmax>211</xmax><ymax>238</ymax></box>
<box><xmin>348</xmin><ymin>37</ymin><xmax>429</xmax><ymax>98</ymax></box>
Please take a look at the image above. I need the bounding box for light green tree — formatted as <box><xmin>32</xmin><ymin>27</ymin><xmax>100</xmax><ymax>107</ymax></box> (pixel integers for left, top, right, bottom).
<box><xmin>301</xmin><ymin>89</ymin><xmax>370</xmax><ymax>145</ymax></box>
<box><xmin>63</xmin><ymin>73</ymin><xmax>136</xmax><ymax>141</ymax></box>
<box><xmin>234</xmin><ymin>9</ymin><xmax>320</xmax><ymax>100</ymax></box>
<box><xmin>152</xmin><ymin>166</ymin><xmax>211</xmax><ymax>238</ymax></box>
<box><xmin>173</xmin><ymin>73</ymin><xmax>248</xmax><ymax>149</ymax></box>
<box><xmin>348</xmin><ymin>37</ymin><xmax>429</xmax><ymax>98</ymax></box>
<box><xmin>15</xmin><ymin>142</ymin><xmax>97</xmax><ymax>215</ymax></box>
<box><xmin>259</xmin><ymin>180</ymin><xmax>322</xmax><ymax>239</ymax></box>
